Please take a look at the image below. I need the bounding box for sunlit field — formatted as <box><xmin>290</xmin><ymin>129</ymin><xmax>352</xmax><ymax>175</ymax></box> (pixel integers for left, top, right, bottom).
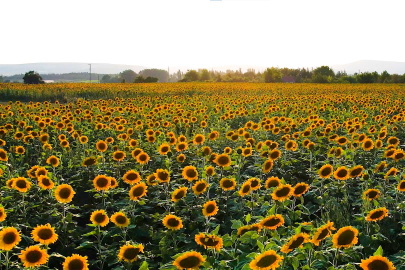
<box><xmin>1</xmin><ymin>82</ymin><xmax>405</xmax><ymax>270</ymax></box>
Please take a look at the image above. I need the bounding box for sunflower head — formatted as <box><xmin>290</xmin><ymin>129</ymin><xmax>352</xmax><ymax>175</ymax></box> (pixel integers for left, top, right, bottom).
<box><xmin>123</xmin><ymin>170</ymin><xmax>141</xmax><ymax>185</ymax></box>
<box><xmin>202</xmin><ymin>200</ymin><xmax>218</xmax><ymax>217</ymax></box>
<box><xmin>93</xmin><ymin>175</ymin><xmax>111</xmax><ymax>191</ymax></box>
<box><xmin>366</xmin><ymin>207</ymin><xmax>389</xmax><ymax>222</ymax></box>
<box><xmin>63</xmin><ymin>254</ymin><xmax>89</xmax><ymax>270</ymax></box>
<box><xmin>280</xmin><ymin>233</ymin><xmax>310</xmax><ymax>253</ymax></box>
<box><xmin>173</xmin><ymin>251</ymin><xmax>205</xmax><ymax>270</ymax></box>
<box><xmin>311</xmin><ymin>221</ymin><xmax>336</xmax><ymax>246</ymax></box>
<box><xmin>265</xmin><ymin>176</ymin><xmax>281</xmax><ymax>189</ymax></box>
<box><xmin>118</xmin><ymin>242</ymin><xmax>144</xmax><ymax>263</ymax></box>
<box><xmin>182</xmin><ymin>166</ymin><xmax>198</xmax><ymax>182</ymax></box>
<box><xmin>195</xmin><ymin>233</ymin><xmax>223</xmax><ymax>251</ymax></box>
<box><xmin>192</xmin><ymin>180</ymin><xmax>209</xmax><ymax>195</ymax></box>
<box><xmin>239</xmin><ymin>181</ymin><xmax>252</xmax><ymax>197</ymax></box>
<box><xmin>32</xmin><ymin>223</ymin><xmax>58</xmax><ymax>245</ymax></box>
<box><xmin>0</xmin><ymin>227</ymin><xmax>21</xmax><ymax>251</ymax></box>
<box><xmin>363</xmin><ymin>189</ymin><xmax>380</xmax><ymax>201</ymax></box>
<box><xmin>129</xmin><ymin>182</ymin><xmax>148</xmax><ymax>201</ymax></box>
<box><xmin>360</xmin><ymin>255</ymin><xmax>396</xmax><ymax>270</ymax></box>
<box><xmin>155</xmin><ymin>169</ymin><xmax>170</xmax><ymax>183</ymax></box>
<box><xmin>332</xmin><ymin>226</ymin><xmax>359</xmax><ymax>249</ymax></box>
<box><xmin>249</xmin><ymin>250</ymin><xmax>283</xmax><ymax>270</ymax></box>
<box><xmin>163</xmin><ymin>214</ymin><xmax>183</xmax><ymax>230</ymax></box>
<box><xmin>0</xmin><ymin>206</ymin><xmax>6</xmax><ymax>222</ymax></box>
<box><xmin>319</xmin><ymin>164</ymin><xmax>333</xmax><ymax>179</ymax></box>
<box><xmin>334</xmin><ymin>166</ymin><xmax>350</xmax><ymax>180</ymax></box>
<box><xmin>19</xmin><ymin>245</ymin><xmax>49</xmax><ymax>268</ymax></box>
<box><xmin>172</xmin><ymin>187</ymin><xmax>188</xmax><ymax>202</ymax></box>
<box><xmin>214</xmin><ymin>153</ymin><xmax>231</xmax><ymax>167</ymax></box>
<box><xmin>262</xmin><ymin>159</ymin><xmax>274</xmax><ymax>173</ymax></box>
<box><xmin>292</xmin><ymin>182</ymin><xmax>310</xmax><ymax>197</ymax></box>
<box><xmin>260</xmin><ymin>214</ymin><xmax>285</xmax><ymax>230</ymax></box>
<box><xmin>272</xmin><ymin>184</ymin><xmax>293</xmax><ymax>202</ymax></box>
<box><xmin>220</xmin><ymin>178</ymin><xmax>236</xmax><ymax>191</ymax></box>
<box><xmin>55</xmin><ymin>184</ymin><xmax>75</xmax><ymax>203</ymax></box>
<box><xmin>90</xmin><ymin>210</ymin><xmax>109</xmax><ymax>227</ymax></box>
<box><xmin>111</xmin><ymin>212</ymin><xmax>130</xmax><ymax>228</ymax></box>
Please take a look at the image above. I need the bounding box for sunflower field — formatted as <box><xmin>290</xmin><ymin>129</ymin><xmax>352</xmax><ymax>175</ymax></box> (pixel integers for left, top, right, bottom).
<box><xmin>1</xmin><ymin>82</ymin><xmax>405</xmax><ymax>270</ymax></box>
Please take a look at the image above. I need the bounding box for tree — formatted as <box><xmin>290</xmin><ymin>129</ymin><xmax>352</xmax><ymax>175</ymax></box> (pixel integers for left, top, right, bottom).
<box><xmin>144</xmin><ymin>76</ymin><xmax>158</xmax><ymax>83</ymax></box>
<box><xmin>101</xmin><ymin>75</ymin><xmax>111</xmax><ymax>83</ymax></box>
<box><xmin>200</xmin><ymin>69</ymin><xmax>211</xmax><ymax>81</ymax></box>
<box><xmin>313</xmin><ymin>66</ymin><xmax>335</xmax><ymax>77</ymax></box>
<box><xmin>379</xmin><ymin>70</ymin><xmax>391</xmax><ymax>83</ymax></box>
<box><xmin>119</xmin><ymin>70</ymin><xmax>137</xmax><ymax>83</ymax></box>
<box><xmin>134</xmin><ymin>76</ymin><xmax>145</xmax><ymax>83</ymax></box>
<box><xmin>184</xmin><ymin>70</ymin><xmax>199</xmax><ymax>82</ymax></box>
<box><xmin>263</xmin><ymin>67</ymin><xmax>282</xmax><ymax>83</ymax></box>
<box><xmin>0</xmin><ymin>75</ymin><xmax>3</xmax><ymax>83</ymax></box>
<box><xmin>356</xmin><ymin>72</ymin><xmax>376</xmax><ymax>83</ymax></box>
<box><xmin>23</xmin><ymin>71</ymin><xmax>44</xmax><ymax>84</ymax></box>
<box><xmin>140</xmin><ymin>69</ymin><xmax>169</xmax><ymax>82</ymax></box>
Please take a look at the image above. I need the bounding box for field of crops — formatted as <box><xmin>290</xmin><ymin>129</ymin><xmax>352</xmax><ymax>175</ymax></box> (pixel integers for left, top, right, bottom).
<box><xmin>1</xmin><ymin>82</ymin><xmax>405</xmax><ymax>270</ymax></box>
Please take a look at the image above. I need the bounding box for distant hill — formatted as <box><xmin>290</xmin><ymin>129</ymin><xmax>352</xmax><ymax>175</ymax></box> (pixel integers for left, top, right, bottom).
<box><xmin>0</xmin><ymin>62</ymin><xmax>147</xmax><ymax>76</ymax></box>
<box><xmin>331</xmin><ymin>60</ymin><xmax>405</xmax><ymax>75</ymax></box>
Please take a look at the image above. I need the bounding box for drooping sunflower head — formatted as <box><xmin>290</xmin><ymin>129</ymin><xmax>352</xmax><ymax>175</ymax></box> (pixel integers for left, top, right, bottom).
<box><xmin>319</xmin><ymin>164</ymin><xmax>333</xmax><ymax>179</ymax></box>
<box><xmin>129</xmin><ymin>182</ymin><xmax>148</xmax><ymax>201</ymax></box>
<box><xmin>192</xmin><ymin>180</ymin><xmax>209</xmax><ymax>195</ymax></box>
<box><xmin>31</xmin><ymin>223</ymin><xmax>58</xmax><ymax>245</ymax></box>
<box><xmin>265</xmin><ymin>177</ymin><xmax>281</xmax><ymax>189</ymax></box>
<box><xmin>260</xmin><ymin>214</ymin><xmax>285</xmax><ymax>230</ymax></box>
<box><xmin>182</xmin><ymin>166</ymin><xmax>198</xmax><ymax>182</ymax></box>
<box><xmin>195</xmin><ymin>233</ymin><xmax>223</xmax><ymax>251</ymax></box>
<box><xmin>249</xmin><ymin>250</ymin><xmax>283</xmax><ymax>270</ymax></box>
<box><xmin>397</xmin><ymin>180</ymin><xmax>405</xmax><ymax>192</ymax></box>
<box><xmin>332</xmin><ymin>226</ymin><xmax>359</xmax><ymax>249</ymax></box>
<box><xmin>214</xmin><ymin>153</ymin><xmax>231</xmax><ymax>167</ymax></box>
<box><xmin>35</xmin><ymin>167</ymin><xmax>48</xmax><ymax>178</ymax></box>
<box><xmin>334</xmin><ymin>166</ymin><xmax>350</xmax><ymax>180</ymax></box>
<box><xmin>63</xmin><ymin>254</ymin><xmax>89</xmax><ymax>270</ymax></box>
<box><xmin>90</xmin><ymin>210</ymin><xmax>109</xmax><ymax>227</ymax></box>
<box><xmin>239</xmin><ymin>181</ymin><xmax>252</xmax><ymax>197</ymax></box>
<box><xmin>311</xmin><ymin>221</ymin><xmax>336</xmax><ymax>246</ymax></box>
<box><xmin>146</xmin><ymin>174</ymin><xmax>158</xmax><ymax>186</ymax></box>
<box><xmin>111</xmin><ymin>212</ymin><xmax>130</xmax><ymax>228</ymax></box>
<box><xmin>292</xmin><ymin>182</ymin><xmax>310</xmax><ymax>197</ymax></box>
<box><xmin>123</xmin><ymin>170</ymin><xmax>141</xmax><ymax>185</ymax></box>
<box><xmin>162</xmin><ymin>214</ymin><xmax>183</xmax><ymax>230</ymax></box>
<box><xmin>172</xmin><ymin>187</ymin><xmax>188</xmax><ymax>202</ymax></box>
<box><xmin>384</xmin><ymin>167</ymin><xmax>399</xmax><ymax>179</ymax></box>
<box><xmin>0</xmin><ymin>149</ymin><xmax>8</xmax><ymax>161</ymax></box>
<box><xmin>280</xmin><ymin>233</ymin><xmax>310</xmax><ymax>253</ymax></box>
<box><xmin>349</xmin><ymin>165</ymin><xmax>364</xmax><ymax>178</ymax></box>
<box><xmin>82</xmin><ymin>157</ymin><xmax>98</xmax><ymax>167</ymax></box>
<box><xmin>272</xmin><ymin>184</ymin><xmax>293</xmax><ymax>202</ymax></box>
<box><xmin>219</xmin><ymin>178</ymin><xmax>236</xmax><ymax>191</ymax></box>
<box><xmin>237</xmin><ymin>224</ymin><xmax>262</xmax><ymax>236</ymax></box>
<box><xmin>205</xmin><ymin>166</ymin><xmax>215</xmax><ymax>176</ymax></box>
<box><xmin>19</xmin><ymin>245</ymin><xmax>49</xmax><ymax>268</ymax></box>
<box><xmin>269</xmin><ymin>149</ymin><xmax>281</xmax><ymax>161</ymax></box>
<box><xmin>360</xmin><ymin>255</ymin><xmax>396</xmax><ymax>270</ymax></box>
<box><xmin>366</xmin><ymin>207</ymin><xmax>389</xmax><ymax>222</ymax></box>
<box><xmin>55</xmin><ymin>184</ymin><xmax>75</xmax><ymax>203</ymax></box>
<box><xmin>262</xmin><ymin>159</ymin><xmax>274</xmax><ymax>173</ymax></box>
<box><xmin>363</xmin><ymin>189</ymin><xmax>380</xmax><ymax>201</ymax></box>
<box><xmin>118</xmin><ymin>243</ymin><xmax>144</xmax><ymax>263</ymax></box>
<box><xmin>202</xmin><ymin>200</ymin><xmax>218</xmax><ymax>217</ymax></box>
<box><xmin>93</xmin><ymin>175</ymin><xmax>111</xmax><ymax>191</ymax></box>
<box><xmin>0</xmin><ymin>227</ymin><xmax>21</xmax><ymax>251</ymax></box>
<box><xmin>173</xmin><ymin>251</ymin><xmax>205</xmax><ymax>270</ymax></box>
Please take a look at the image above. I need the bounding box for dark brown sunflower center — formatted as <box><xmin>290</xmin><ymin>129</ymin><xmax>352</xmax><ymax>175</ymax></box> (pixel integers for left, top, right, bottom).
<box><xmin>275</xmin><ymin>187</ymin><xmax>291</xmax><ymax>197</ymax></box>
<box><xmin>206</xmin><ymin>204</ymin><xmax>216</xmax><ymax>214</ymax></box>
<box><xmin>364</xmin><ymin>141</ymin><xmax>372</xmax><ymax>148</ymax></box>
<box><xmin>195</xmin><ymin>136</ymin><xmax>203</xmax><ymax>143</ymax></box>
<box><xmin>138</xmin><ymin>154</ymin><xmax>147</xmax><ymax>161</ymax></box>
<box><xmin>222</xmin><ymin>180</ymin><xmax>234</xmax><ymax>188</ymax></box>
<box><xmin>96</xmin><ymin>177</ymin><xmax>109</xmax><ymax>187</ymax></box>
<box><xmin>217</xmin><ymin>156</ymin><xmax>230</xmax><ymax>166</ymax></box>
<box><xmin>186</xmin><ymin>169</ymin><xmax>197</xmax><ymax>178</ymax></box>
<box><xmin>286</xmin><ymin>142</ymin><xmax>293</xmax><ymax>148</ymax></box>
<box><xmin>174</xmin><ymin>190</ymin><xmax>185</xmax><ymax>200</ymax></box>
<box><xmin>267</xmin><ymin>180</ymin><xmax>279</xmax><ymax>188</ymax></box>
<box><xmin>126</xmin><ymin>173</ymin><xmax>138</xmax><ymax>181</ymax></box>
<box><xmin>98</xmin><ymin>143</ymin><xmax>107</xmax><ymax>150</ymax></box>
<box><xmin>37</xmin><ymin>228</ymin><xmax>53</xmax><ymax>240</ymax></box>
<box><xmin>367</xmin><ymin>191</ymin><xmax>378</xmax><ymax>198</ymax></box>
<box><xmin>250</xmin><ymin>180</ymin><xmax>259</xmax><ymax>188</ymax></box>
<box><xmin>94</xmin><ymin>213</ymin><xmax>107</xmax><ymax>223</ymax></box>
<box><xmin>256</xmin><ymin>254</ymin><xmax>277</xmax><ymax>268</ymax></box>
<box><xmin>202</xmin><ymin>237</ymin><xmax>219</xmax><ymax>246</ymax></box>
<box><xmin>114</xmin><ymin>153</ymin><xmax>124</xmax><ymax>159</ymax></box>
<box><xmin>321</xmin><ymin>167</ymin><xmax>332</xmax><ymax>176</ymax></box>
<box><xmin>123</xmin><ymin>247</ymin><xmax>139</xmax><ymax>260</ymax></box>
<box><xmin>132</xmin><ymin>186</ymin><xmax>145</xmax><ymax>197</ymax></box>
<box><xmin>294</xmin><ymin>185</ymin><xmax>307</xmax><ymax>195</ymax></box>
<box><xmin>178</xmin><ymin>144</ymin><xmax>186</xmax><ymax>150</ymax></box>
<box><xmin>41</xmin><ymin>178</ymin><xmax>51</xmax><ymax>186</ymax></box>
<box><xmin>68</xmin><ymin>259</ymin><xmax>84</xmax><ymax>270</ymax></box>
<box><xmin>368</xmin><ymin>259</ymin><xmax>389</xmax><ymax>270</ymax></box>
<box><xmin>158</xmin><ymin>172</ymin><xmax>169</xmax><ymax>181</ymax></box>
<box><xmin>16</xmin><ymin>180</ymin><xmax>27</xmax><ymax>189</ymax></box>
<box><xmin>264</xmin><ymin>161</ymin><xmax>273</xmax><ymax>170</ymax></box>
<box><xmin>196</xmin><ymin>183</ymin><xmax>206</xmax><ymax>192</ymax></box>
<box><xmin>288</xmin><ymin>236</ymin><xmax>305</xmax><ymax>250</ymax></box>
<box><xmin>263</xmin><ymin>218</ymin><xmax>281</xmax><ymax>227</ymax></box>
<box><xmin>400</xmin><ymin>182</ymin><xmax>405</xmax><ymax>189</ymax></box>
<box><xmin>337</xmin><ymin>230</ymin><xmax>355</xmax><ymax>245</ymax></box>
<box><xmin>59</xmin><ymin>188</ymin><xmax>72</xmax><ymax>199</ymax></box>
<box><xmin>167</xmin><ymin>218</ymin><xmax>180</xmax><ymax>227</ymax></box>
<box><xmin>316</xmin><ymin>228</ymin><xmax>329</xmax><ymax>241</ymax></box>
<box><xmin>178</xmin><ymin>256</ymin><xmax>201</xmax><ymax>268</ymax></box>
<box><xmin>161</xmin><ymin>146</ymin><xmax>169</xmax><ymax>152</ymax></box>
<box><xmin>3</xmin><ymin>232</ymin><xmax>17</xmax><ymax>244</ymax></box>
<box><xmin>0</xmin><ymin>152</ymin><xmax>6</xmax><ymax>159</ymax></box>
<box><xmin>270</xmin><ymin>152</ymin><xmax>280</xmax><ymax>159</ymax></box>
<box><xmin>115</xmin><ymin>215</ymin><xmax>127</xmax><ymax>224</ymax></box>
<box><xmin>369</xmin><ymin>210</ymin><xmax>384</xmax><ymax>219</ymax></box>
<box><xmin>337</xmin><ymin>169</ymin><xmax>348</xmax><ymax>178</ymax></box>
<box><xmin>25</xmin><ymin>250</ymin><xmax>43</xmax><ymax>263</ymax></box>
<box><xmin>350</xmin><ymin>168</ymin><xmax>363</xmax><ymax>177</ymax></box>
<box><xmin>84</xmin><ymin>158</ymin><xmax>96</xmax><ymax>166</ymax></box>
<box><xmin>242</xmin><ymin>184</ymin><xmax>251</xmax><ymax>193</ymax></box>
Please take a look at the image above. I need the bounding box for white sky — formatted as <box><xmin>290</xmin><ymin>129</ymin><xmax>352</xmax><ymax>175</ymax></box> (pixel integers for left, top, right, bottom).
<box><xmin>1</xmin><ymin>0</ymin><xmax>404</xmax><ymax>69</ymax></box>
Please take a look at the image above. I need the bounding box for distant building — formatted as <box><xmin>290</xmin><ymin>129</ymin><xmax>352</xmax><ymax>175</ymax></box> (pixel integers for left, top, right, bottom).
<box><xmin>43</xmin><ymin>80</ymin><xmax>55</xmax><ymax>83</ymax></box>
<box><xmin>282</xmin><ymin>76</ymin><xmax>295</xmax><ymax>83</ymax></box>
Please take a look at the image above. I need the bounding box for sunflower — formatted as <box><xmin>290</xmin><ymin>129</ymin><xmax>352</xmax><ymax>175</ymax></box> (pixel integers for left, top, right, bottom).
<box><xmin>159</xmin><ymin>143</ymin><xmax>171</xmax><ymax>155</ymax></box>
<box><xmin>193</xmin><ymin>134</ymin><xmax>205</xmax><ymax>145</ymax></box>
<box><xmin>192</xmin><ymin>180</ymin><xmax>209</xmax><ymax>195</ymax></box>
<box><xmin>374</xmin><ymin>161</ymin><xmax>387</xmax><ymax>173</ymax></box>
<box><xmin>6</xmin><ymin>179</ymin><xmax>14</xmax><ymax>189</ymax></box>
<box><xmin>82</xmin><ymin>157</ymin><xmax>98</xmax><ymax>167</ymax></box>
<box><xmin>280</xmin><ymin>233</ymin><xmax>310</xmax><ymax>253</ymax></box>
<box><xmin>118</xmin><ymin>243</ymin><xmax>144</xmax><ymax>262</ymax></box>
<box><xmin>332</xmin><ymin>226</ymin><xmax>359</xmax><ymax>248</ymax></box>
<box><xmin>239</xmin><ymin>181</ymin><xmax>252</xmax><ymax>197</ymax></box>
<box><xmin>146</xmin><ymin>174</ymin><xmax>158</xmax><ymax>186</ymax></box>
<box><xmin>248</xmin><ymin>178</ymin><xmax>261</xmax><ymax>190</ymax></box>
<box><xmin>363</xmin><ymin>189</ymin><xmax>380</xmax><ymax>200</ymax></box>
<box><xmin>311</xmin><ymin>221</ymin><xmax>336</xmax><ymax>246</ymax></box>
<box><xmin>113</xmin><ymin>150</ymin><xmax>126</xmax><ymax>161</ymax></box>
<box><xmin>155</xmin><ymin>169</ymin><xmax>170</xmax><ymax>183</ymax></box>
<box><xmin>242</xmin><ymin>147</ymin><xmax>252</xmax><ymax>157</ymax></box>
<box><xmin>110</xmin><ymin>177</ymin><xmax>118</xmax><ymax>189</ymax></box>
<box><xmin>260</xmin><ymin>214</ymin><xmax>284</xmax><ymax>230</ymax></box>
<box><xmin>214</xmin><ymin>153</ymin><xmax>231</xmax><ymax>167</ymax></box>
<box><xmin>55</xmin><ymin>184</ymin><xmax>75</xmax><ymax>203</ymax></box>
<box><xmin>195</xmin><ymin>233</ymin><xmax>223</xmax><ymax>251</ymax></box>
<box><xmin>35</xmin><ymin>167</ymin><xmax>48</xmax><ymax>178</ymax></box>
<box><xmin>334</xmin><ymin>166</ymin><xmax>350</xmax><ymax>180</ymax></box>
<box><xmin>249</xmin><ymin>250</ymin><xmax>283</xmax><ymax>270</ymax></box>
<box><xmin>173</xmin><ymin>251</ymin><xmax>205</xmax><ymax>270</ymax></box>
<box><xmin>136</xmin><ymin>152</ymin><xmax>150</xmax><ymax>164</ymax></box>
<box><xmin>384</xmin><ymin>167</ymin><xmax>399</xmax><ymax>179</ymax></box>
<box><xmin>205</xmin><ymin>166</ymin><xmax>215</xmax><ymax>176</ymax></box>
<box><xmin>63</xmin><ymin>254</ymin><xmax>89</xmax><ymax>270</ymax></box>
<box><xmin>123</xmin><ymin>170</ymin><xmax>141</xmax><ymax>185</ymax></box>
<box><xmin>129</xmin><ymin>182</ymin><xmax>147</xmax><ymax>201</ymax></box>
<box><xmin>46</xmin><ymin>155</ymin><xmax>60</xmax><ymax>167</ymax></box>
<box><xmin>172</xmin><ymin>187</ymin><xmax>188</xmax><ymax>202</ymax></box>
<box><xmin>177</xmin><ymin>153</ymin><xmax>186</xmax><ymax>163</ymax></box>
<box><xmin>387</xmin><ymin>136</ymin><xmax>399</xmax><ymax>146</ymax></box>
<box><xmin>90</xmin><ymin>210</ymin><xmax>109</xmax><ymax>227</ymax></box>
<box><xmin>272</xmin><ymin>184</ymin><xmax>293</xmax><ymax>202</ymax></box>
<box><xmin>366</xmin><ymin>207</ymin><xmax>389</xmax><ymax>222</ymax></box>
<box><xmin>262</xmin><ymin>159</ymin><xmax>274</xmax><ymax>173</ymax></box>
<box><xmin>131</xmin><ymin>148</ymin><xmax>143</xmax><ymax>159</ymax></box>
<box><xmin>162</xmin><ymin>214</ymin><xmax>183</xmax><ymax>230</ymax></box>
<box><xmin>360</xmin><ymin>255</ymin><xmax>396</xmax><ymax>270</ymax></box>
<box><xmin>111</xmin><ymin>212</ymin><xmax>130</xmax><ymax>228</ymax></box>
<box><xmin>397</xmin><ymin>180</ymin><xmax>405</xmax><ymax>192</ymax></box>
<box><xmin>30</xmin><ymin>223</ymin><xmax>58</xmax><ymax>246</ymax></box>
<box><xmin>0</xmin><ymin>206</ymin><xmax>6</xmax><ymax>222</ymax></box>
<box><xmin>336</xmin><ymin>136</ymin><xmax>348</xmax><ymax>145</ymax></box>
<box><xmin>319</xmin><ymin>164</ymin><xmax>333</xmax><ymax>179</ymax></box>
<box><xmin>0</xmin><ymin>149</ymin><xmax>8</xmax><ymax>162</ymax></box>
<box><xmin>265</xmin><ymin>177</ymin><xmax>281</xmax><ymax>189</ymax></box>
<box><xmin>269</xmin><ymin>149</ymin><xmax>281</xmax><ymax>160</ymax></box>
<box><xmin>19</xmin><ymin>245</ymin><xmax>49</xmax><ymax>268</ymax></box>
<box><xmin>292</xmin><ymin>182</ymin><xmax>309</xmax><ymax>197</ymax></box>
<box><xmin>349</xmin><ymin>165</ymin><xmax>364</xmax><ymax>178</ymax></box>
<box><xmin>96</xmin><ymin>140</ymin><xmax>108</xmax><ymax>152</ymax></box>
<box><xmin>93</xmin><ymin>175</ymin><xmax>111</xmax><ymax>191</ymax></box>
<box><xmin>237</xmin><ymin>224</ymin><xmax>262</xmax><ymax>236</ymax></box>
<box><xmin>218</xmin><ymin>178</ymin><xmax>236</xmax><ymax>191</ymax></box>
<box><xmin>201</xmin><ymin>146</ymin><xmax>211</xmax><ymax>156</ymax></box>
<box><xmin>202</xmin><ymin>200</ymin><xmax>218</xmax><ymax>217</ymax></box>
<box><xmin>0</xmin><ymin>227</ymin><xmax>21</xmax><ymax>251</ymax></box>
<box><xmin>12</xmin><ymin>177</ymin><xmax>32</xmax><ymax>193</ymax></box>
<box><xmin>175</xmin><ymin>142</ymin><xmax>188</xmax><ymax>152</ymax></box>
<box><xmin>393</xmin><ymin>150</ymin><xmax>405</xmax><ymax>161</ymax></box>
<box><xmin>182</xmin><ymin>166</ymin><xmax>198</xmax><ymax>181</ymax></box>
<box><xmin>15</xmin><ymin>146</ymin><xmax>25</xmax><ymax>154</ymax></box>
<box><xmin>362</xmin><ymin>139</ymin><xmax>374</xmax><ymax>151</ymax></box>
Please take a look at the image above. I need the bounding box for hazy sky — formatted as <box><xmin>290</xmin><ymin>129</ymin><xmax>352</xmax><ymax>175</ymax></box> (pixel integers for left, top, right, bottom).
<box><xmin>1</xmin><ymin>0</ymin><xmax>404</xmax><ymax>69</ymax></box>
